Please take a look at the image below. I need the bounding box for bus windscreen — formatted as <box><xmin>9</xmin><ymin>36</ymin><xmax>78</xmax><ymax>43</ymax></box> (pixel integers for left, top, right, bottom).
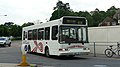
<box><xmin>63</xmin><ymin>18</ymin><xmax>86</xmax><ymax>25</ymax></box>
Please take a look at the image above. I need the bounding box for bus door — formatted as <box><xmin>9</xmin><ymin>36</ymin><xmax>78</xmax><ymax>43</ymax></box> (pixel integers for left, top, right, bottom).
<box><xmin>50</xmin><ymin>26</ymin><xmax>59</xmax><ymax>55</ymax></box>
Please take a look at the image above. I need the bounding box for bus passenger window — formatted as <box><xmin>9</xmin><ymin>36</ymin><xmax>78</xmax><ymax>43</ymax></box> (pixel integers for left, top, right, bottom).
<box><xmin>45</xmin><ymin>27</ymin><xmax>50</xmax><ymax>40</ymax></box>
<box><xmin>33</xmin><ymin>29</ymin><xmax>37</xmax><ymax>40</ymax></box>
<box><xmin>28</xmin><ymin>30</ymin><xmax>32</xmax><ymax>40</ymax></box>
<box><xmin>38</xmin><ymin>28</ymin><xmax>44</xmax><ymax>40</ymax></box>
<box><xmin>23</xmin><ymin>31</ymin><xmax>27</xmax><ymax>40</ymax></box>
<box><xmin>52</xmin><ymin>26</ymin><xmax>58</xmax><ymax>40</ymax></box>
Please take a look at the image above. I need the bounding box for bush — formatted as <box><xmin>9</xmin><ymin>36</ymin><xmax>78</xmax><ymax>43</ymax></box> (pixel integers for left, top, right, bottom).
<box><xmin>11</xmin><ymin>37</ymin><xmax>22</xmax><ymax>40</ymax></box>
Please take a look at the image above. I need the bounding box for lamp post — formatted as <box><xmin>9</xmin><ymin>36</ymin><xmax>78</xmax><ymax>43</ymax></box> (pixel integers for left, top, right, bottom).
<box><xmin>4</xmin><ymin>15</ymin><xmax>7</xmax><ymax>16</ymax></box>
<box><xmin>0</xmin><ymin>14</ymin><xmax>7</xmax><ymax>16</ymax></box>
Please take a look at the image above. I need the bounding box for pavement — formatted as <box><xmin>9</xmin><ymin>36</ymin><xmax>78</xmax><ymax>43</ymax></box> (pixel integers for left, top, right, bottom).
<box><xmin>0</xmin><ymin>63</ymin><xmax>55</xmax><ymax>67</ymax></box>
<box><xmin>83</xmin><ymin>53</ymin><xmax>120</xmax><ymax>60</ymax></box>
<box><xmin>0</xmin><ymin>63</ymin><xmax>38</xmax><ymax>67</ymax></box>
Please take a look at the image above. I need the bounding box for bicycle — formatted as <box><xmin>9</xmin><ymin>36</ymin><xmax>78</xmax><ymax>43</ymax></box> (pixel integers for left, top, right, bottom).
<box><xmin>104</xmin><ymin>44</ymin><xmax>120</xmax><ymax>58</ymax></box>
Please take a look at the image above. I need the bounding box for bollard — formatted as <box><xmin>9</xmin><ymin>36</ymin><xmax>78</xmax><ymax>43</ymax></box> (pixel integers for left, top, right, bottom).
<box><xmin>18</xmin><ymin>55</ymin><xmax>30</xmax><ymax>66</ymax></box>
<box><xmin>18</xmin><ymin>44</ymin><xmax>30</xmax><ymax>66</ymax></box>
<box><xmin>94</xmin><ymin>42</ymin><xmax>96</xmax><ymax>57</ymax></box>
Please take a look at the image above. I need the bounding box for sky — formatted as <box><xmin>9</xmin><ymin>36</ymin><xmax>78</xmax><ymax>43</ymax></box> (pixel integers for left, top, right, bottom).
<box><xmin>0</xmin><ymin>0</ymin><xmax>119</xmax><ymax>25</ymax></box>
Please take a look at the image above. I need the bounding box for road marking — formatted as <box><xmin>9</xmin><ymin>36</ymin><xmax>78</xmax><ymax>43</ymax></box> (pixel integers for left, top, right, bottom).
<box><xmin>43</xmin><ymin>66</ymin><xmax>54</xmax><ymax>67</ymax></box>
<box><xmin>93</xmin><ymin>65</ymin><xmax>107</xmax><ymax>67</ymax></box>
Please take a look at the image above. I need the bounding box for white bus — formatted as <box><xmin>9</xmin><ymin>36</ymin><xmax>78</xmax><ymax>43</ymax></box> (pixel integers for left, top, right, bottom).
<box><xmin>22</xmin><ymin>16</ymin><xmax>90</xmax><ymax>57</ymax></box>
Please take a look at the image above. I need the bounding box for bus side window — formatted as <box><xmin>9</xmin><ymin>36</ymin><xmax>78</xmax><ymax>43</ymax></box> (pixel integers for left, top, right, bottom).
<box><xmin>33</xmin><ymin>29</ymin><xmax>38</xmax><ymax>40</ymax></box>
<box><xmin>23</xmin><ymin>31</ymin><xmax>26</xmax><ymax>40</ymax></box>
<box><xmin>38</xmin><ymin>28</ymin><xmax>44</xmax><ymax>40</ymax></box>
<box><xmin>52</xmin><ymin>26</ymin><xmax>58</xmax><ymax>40</ymax></box>
<box><xmin>28</xmin><ymin>30</ymin><xmax>32</xmax><ymax>40</ymax></box>
<box><xmin>45</xmin><ymin>27</ymin><xmax>50</xmax><ymax>40</ymax></box>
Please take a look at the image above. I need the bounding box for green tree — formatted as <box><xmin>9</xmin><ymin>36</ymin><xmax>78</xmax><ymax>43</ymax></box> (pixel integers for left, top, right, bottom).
<box><xmin>22</xmin><ymin>22</ymin><xmax>34</xmax><ymax>27</ymax></box>
<box><xmin>50</xmin><ymin>9</ymin><xmax>76</xmax><ymax>21</ymax></box>
<box><xmin>90</xmin><ymin>8</ymin><xmax>107</xmax><ymax>27</ymax></box>
<box><xmin>106</xmin><ymin>6</ymin><xmax>118</xmax><ymax>17</ymax></box>
<box><xmin>92</xmin><ymin>11</ymin><xmax>102</xmax><ymax>26</ymax></box>
<box><xmin>50</xmin><ymin>0</ymin><xmax>76</xmax><ymax>21</ymax></box>
<box><xmin>0</xmin><ymin>24</ymin><xmax>9</xmax><ymax>36</ymax></box>
<box><xmin>0</xmin><ymin>22</ymin><xmax>22</xmax><ymax>38</ymax></box>
<box><xmin>53</xmin><ymin>0</ymin><xmax>70</xmax><ymax>10</ymax></box>
<box><xmin>10</xmin><ymin>24</ymin><xmax>22</xmax><ymax>37</ymax></box>
<box><xmin>4</xmin><ymin>22</ymin><xmax>14</xmax><ymax>26</ymax></box>
<box><xmin>75</xmin><ymin>11</ymin><xmax>94</xmax><ymax>27</ymax></box>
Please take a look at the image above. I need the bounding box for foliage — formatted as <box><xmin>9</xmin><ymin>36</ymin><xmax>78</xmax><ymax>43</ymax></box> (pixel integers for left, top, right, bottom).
<box><xmin>53</xmin><ymin>1</ymin><xmax>70</xmax><ymax>10</ymax></box>
<box><xmin>50</xmin><ymin>1</ymin><xmax>118</xmax><ymax>27</ymax></box>
<box><xmin>50</xmin><ymin>0</ymin><xmax>76</xmax><ymax>21</ymax></box>
<box><xmin>22</xmin><ymin>22</ymin><xmax>34</xmax><ymax>27</ymax></box>
<box><xmin>0</xmin><ymin>22</ymin><xmax>22</xmax><ymax>38</ymax></box>
<box><xmin>75</xmin><ymin>11</ymin><xmax>94</xmax><ymax>27</ymax></box>
<box><xmin>50</xmin><ymin>9</ymin><xmax>76</xmax><ymax>21</ymax></box>
<box><xmin>0</xmin><ymin>24</ymin><xmax>9</xmax><ymax>36</ymax></box>
<box><xmin>106</xmin><ymin>6</ymin><xmax>118</xmax><ymax>17</ymax></box>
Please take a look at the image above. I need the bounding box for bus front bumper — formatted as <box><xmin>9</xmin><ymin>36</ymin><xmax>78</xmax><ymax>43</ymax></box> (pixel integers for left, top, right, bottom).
<box><xmin>59</xmin><ymin>50</ymin><xmax>90</xmax><ymax>56</ymax></box>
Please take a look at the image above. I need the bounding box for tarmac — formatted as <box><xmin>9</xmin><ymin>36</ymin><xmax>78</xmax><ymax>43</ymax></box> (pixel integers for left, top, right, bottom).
<box><xmin>0</xmin><ymin>54</ymin><xmax>120</xmax><ymax>67</ymax></box>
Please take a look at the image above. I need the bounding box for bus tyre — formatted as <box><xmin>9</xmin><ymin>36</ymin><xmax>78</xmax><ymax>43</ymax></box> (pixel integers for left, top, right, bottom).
<box><xmin>27</xmin><ymin>45</ymin><xmax>31</xmax><ymax>53</ymax></box>
<box><xmin>45</xmin><ymin>48</ymin><xmax>50</xmax><ymax>57</ymax></box>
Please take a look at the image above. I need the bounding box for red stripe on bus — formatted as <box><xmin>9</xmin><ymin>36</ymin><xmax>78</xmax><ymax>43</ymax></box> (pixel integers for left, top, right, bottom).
<box><xmin>32</xmin><ymin>41</ymin><xmax>43</xmax><ymax>52</ymax></box>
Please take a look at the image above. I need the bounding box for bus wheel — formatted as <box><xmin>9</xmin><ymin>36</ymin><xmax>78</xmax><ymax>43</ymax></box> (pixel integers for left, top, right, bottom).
<box><xmin>45</xmin><ymin>47</ymin><xmax>50</xmax><ymax>57</ymax></box>
<box><xmin>27</xmin><ymin>45</ymin><xmax>31</xmax><ymax>53</ymax></box>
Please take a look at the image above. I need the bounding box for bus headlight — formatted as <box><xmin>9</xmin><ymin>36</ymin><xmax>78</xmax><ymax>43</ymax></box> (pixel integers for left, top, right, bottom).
<box><xmin>83</xmin><ymin>48</ymin><xmax>90</xmax><ymax>50</ymax></box>
<box><xmin>59</xmin><ymin>48</ymin><xmax>69</xmax><ymax>51</ymax></box>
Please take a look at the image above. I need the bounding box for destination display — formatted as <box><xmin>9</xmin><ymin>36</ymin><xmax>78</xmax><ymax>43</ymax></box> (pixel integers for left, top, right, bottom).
<box><xmin>63</xmin><ymin>18</ymin><xmax>86</xmax><ymax>25</ymax></box>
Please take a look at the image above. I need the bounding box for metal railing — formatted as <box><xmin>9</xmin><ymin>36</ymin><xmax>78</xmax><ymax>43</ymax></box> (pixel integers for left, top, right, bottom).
<box><xmin>89</xmin><ymin>42</ymin><xmax>120</xmax><ymax>57</ymax></box>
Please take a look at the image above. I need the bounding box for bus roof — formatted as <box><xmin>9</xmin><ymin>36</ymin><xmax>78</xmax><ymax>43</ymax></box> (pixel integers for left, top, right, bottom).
<box><xmin>23</xmin><ymin>16</ymin><xmax>87</xmax><ymax>30</ymax></box>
